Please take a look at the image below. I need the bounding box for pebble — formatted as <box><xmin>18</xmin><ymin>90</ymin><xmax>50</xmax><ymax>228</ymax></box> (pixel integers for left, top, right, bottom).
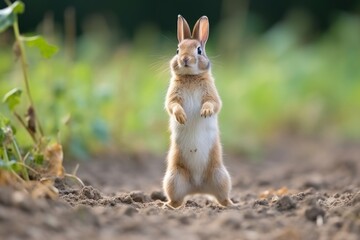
<box><xmin>276</xmin><ymin>196</ymin><xmax>296</xmax><ymax>211</ymax></box>
<box><xmin>305</xmin><ymin>206</ymin><xmax>325</xmax><ymax>222</ymax></box>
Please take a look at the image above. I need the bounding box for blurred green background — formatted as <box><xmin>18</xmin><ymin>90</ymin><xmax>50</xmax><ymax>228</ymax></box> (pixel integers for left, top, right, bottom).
<box><xmin>0</xmin><ymin>0</ymin><xmax>360</xmax><ymax>158</ymax></box>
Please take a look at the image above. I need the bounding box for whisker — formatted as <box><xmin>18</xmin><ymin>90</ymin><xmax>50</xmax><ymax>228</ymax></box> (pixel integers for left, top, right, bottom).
<box><xmin>148</xmin><ymin>56</ymin><xmax>171</xmax><ymax>78</ymax></box>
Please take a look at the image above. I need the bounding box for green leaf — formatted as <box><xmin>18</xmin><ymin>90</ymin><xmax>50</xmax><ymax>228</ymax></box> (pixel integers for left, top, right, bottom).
<box><xmin>0</xmin><ymin>114</ymin><xmax>10</xmax><ymax>129</ymax></box>
<box><xmin>33</xmin><ymin>154</ymin><xmax>44</xmax><ymax>165</ymax></box>
<box><xmin>0</xmin><ymin>114</ymin><xmax>11</xmax><ymax>143</ymax></box>
<box><xmin>0</xmin><ymin>159</ymin><xmax>17</xmax><ymax>170</ymax></box>
<box><xmin>11</xmin><ymin>1</ymin><xmax>25</xmax><ymax>14</ymax></box>
<box><xmin>22</xmin><ymin>36</ymin><xmax>58</xmax><ymax>59</ymax></box>
<box><xmin>3</xmin><ymin>88</ymin><xmax>22</xmax><ymax>111</ymax></box>
<box><xmin>0</xmin><ymin>1</ymin><xmax>25</xmax><ymax>33</ymax></box>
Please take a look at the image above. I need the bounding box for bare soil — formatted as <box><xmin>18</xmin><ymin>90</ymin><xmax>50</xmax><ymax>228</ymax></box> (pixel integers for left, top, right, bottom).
<box><xmin>1</xmin><ymin>139</ymin><xmax>359</xmax><ymax>240</ymax></box>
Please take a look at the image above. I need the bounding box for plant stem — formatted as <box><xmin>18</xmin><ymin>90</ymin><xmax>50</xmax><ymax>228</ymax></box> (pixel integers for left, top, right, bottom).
<box><xmin>14</xmin><ymin>112</ymin><xmax>37</xmax><ymax>143</ymax></box>
<box><xmin>12</xmin><ymin>14</ymin><xmax>44</xmax><ymax>138</ymax></box>
<box><xmin>12</xmin><ymin>138</ymin><xmax>29</xmax><ymax>180</ymax></box>
<box><xmin>64</xmin><ymin>173</ymin><xmax>85</xmax><ymax>187</ymax></box>
<box><xmin>2</xmin><ymin>143</ymin><xmax>9</xmax><ymax>163</ymax></box>
<box><xmin>2</xmin><ymin>143</ymin><xmax>26</xmax><ymax>184</ymax></box>
<box><xmin>17</xmin><ymin>162</ymin><xmax>39</xmax><ymax>175</ymax></box>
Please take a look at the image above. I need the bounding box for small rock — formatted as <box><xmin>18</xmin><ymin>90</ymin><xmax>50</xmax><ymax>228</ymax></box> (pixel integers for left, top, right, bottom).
<box><xmin>276</xmin><ymin>196</ymin><xmax>296</xmax><ymax>211</ymax></box>
<box><xmin>150</xmin><ymin>191</ymin><xmax>167</xmax><ymax>201</ymax></box>
<box><xmin>305</xmin><ymin>206</ymin><xmax>325</xmax><ymax>222</ymax></box>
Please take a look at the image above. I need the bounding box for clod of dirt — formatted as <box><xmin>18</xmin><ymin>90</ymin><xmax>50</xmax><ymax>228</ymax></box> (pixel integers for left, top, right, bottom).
<box><xmin>80</xmin><ymin>186</ymin><xmax>102</xmax><ymax>200</ymax></box>
<box><xmin>305</xmin><ymin>206</ymin><xmax>325</xmax><ymax>222</ymax></box>
<box><xmin>130</xmin><ymin>191</ymin><xmax>151</xmax><ymax>203</ymax></box>
<box><xmin>150</xmin><ymin>190</ymin><xmax>167</xmax><ymax>202</ymax></box>
<box><xmin>276</xmin><ymin>196</ymin><xmax>296</xmax><ymax>211</ymax></box>
<box><xmin>253</xmin><ymin>199</ymin><xmax>269</xmax><ymax>207</ymax></box>
<box><xmin>116</xmin><ymin>193</ymin><xmax>133</xmax><ymax>204</ymax></box>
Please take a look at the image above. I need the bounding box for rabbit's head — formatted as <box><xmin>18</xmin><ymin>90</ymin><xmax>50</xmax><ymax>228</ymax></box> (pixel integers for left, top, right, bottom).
<box><xmin>171</xmin><ymin>15</ymin><xmax>210</xmax><ymax>76</ymax></box>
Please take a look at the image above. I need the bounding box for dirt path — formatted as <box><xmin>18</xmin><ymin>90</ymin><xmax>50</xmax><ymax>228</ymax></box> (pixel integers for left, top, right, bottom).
<box><xmin>1</xmin><ymin>139</ymin><xmax>359</xmax><ymax>240</ymax></box>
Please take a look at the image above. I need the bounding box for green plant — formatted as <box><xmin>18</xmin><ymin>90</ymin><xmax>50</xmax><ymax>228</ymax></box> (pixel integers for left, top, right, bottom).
<box><xmin>0</xmin><ymin>0</ymin><xmax>82</xmax><ymax>191</ymax></box>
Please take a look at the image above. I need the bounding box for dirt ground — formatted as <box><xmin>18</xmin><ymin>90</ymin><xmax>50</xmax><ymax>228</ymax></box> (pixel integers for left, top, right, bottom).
<box><xmin>1</xmin><ymin>138</ymin><xmax>359</xmax><ymax>240</ymax></box>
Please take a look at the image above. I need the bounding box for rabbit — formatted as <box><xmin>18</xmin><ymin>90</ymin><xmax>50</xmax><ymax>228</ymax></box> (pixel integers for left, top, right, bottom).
<box><xmin>163</xmin><ymin>15</ymin><xmax>233</xmax><ymax>209</ymax></box>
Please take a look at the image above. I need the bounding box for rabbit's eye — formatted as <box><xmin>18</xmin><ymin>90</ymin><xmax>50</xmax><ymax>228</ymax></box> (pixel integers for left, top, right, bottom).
<box><xmin>176</xmin><ymin>49</ymin><xmax>179</xmax><ymax>54</ymax></box>
<box><xmin>197</xmin><ymin>47</ymin><xmax>202</xmax><ymax>55</ymax></box>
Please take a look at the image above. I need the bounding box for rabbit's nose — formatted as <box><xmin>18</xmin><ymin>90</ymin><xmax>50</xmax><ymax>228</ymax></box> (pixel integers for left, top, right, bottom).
<box><xmin>181</xmin><ymin>56</ymin><xmax>190</xmax><ymax>66</ymax></box>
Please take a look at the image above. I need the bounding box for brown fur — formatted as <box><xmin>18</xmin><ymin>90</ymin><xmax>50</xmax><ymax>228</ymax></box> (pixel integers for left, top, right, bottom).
<box><xmin>163</xmin><ymin>15</ymin><xmax>233</xmax><ymax>209</ymax></box>
<box><xmin>165</xmin><ymin>72</ymin><xmax>220</xmax><ymax>120</ymax></box>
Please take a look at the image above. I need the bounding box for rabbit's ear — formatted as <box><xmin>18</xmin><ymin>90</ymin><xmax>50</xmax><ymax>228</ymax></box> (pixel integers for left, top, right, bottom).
<box><xmin>192</xmin><ymin>16</ymin><xmax>209</xmax><ymax>46</ymax></box>
<box><xmin>177</xmin><ymin>15</ymin><xmax>191</xmax><ymax>42</ymax></box>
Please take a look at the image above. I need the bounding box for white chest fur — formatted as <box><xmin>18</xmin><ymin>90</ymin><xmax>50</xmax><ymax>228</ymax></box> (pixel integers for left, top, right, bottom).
<box><xmin>170</xmin><ymin>88</ymin><xmax>218</xmax><ymax>185</ymax></box>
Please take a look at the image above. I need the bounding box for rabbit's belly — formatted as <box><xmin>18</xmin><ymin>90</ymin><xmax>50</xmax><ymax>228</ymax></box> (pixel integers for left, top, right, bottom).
<box><xmin>170</xmin><ymin>88</ymin><xmax>219</xmax><ymax>185</ymax></box>
<box><xmin>171</xmin><ymin>115</ymin><xmax>218</xmax><ymax>185</ymax></box>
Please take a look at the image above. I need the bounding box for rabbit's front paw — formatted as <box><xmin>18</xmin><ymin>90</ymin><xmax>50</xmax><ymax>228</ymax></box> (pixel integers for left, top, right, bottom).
<box><xmin>174</xmin><ymin>109</ymin><xmax>187</xmax><ymax>124</ymax></box>
<box><xmin>200</xmin><ymin>103</ymin><xmax>214</xmax><ymax>118</ymax></box>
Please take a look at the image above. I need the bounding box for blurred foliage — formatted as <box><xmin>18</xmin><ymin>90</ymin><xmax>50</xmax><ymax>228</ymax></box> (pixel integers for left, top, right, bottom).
<box><xmin>0</xmin><ymin>8</ymin><xmax>360</xmax><ymax>157</ymax></box>
<box><xmin>0</xmin><ymin>0</ymin><xmax>358</xmax><ymax>38</ymax></box>
<box><xmin>0</xmin><ymin>1</ymin><xmax>72</xmax><ymax>194</ymax></box>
